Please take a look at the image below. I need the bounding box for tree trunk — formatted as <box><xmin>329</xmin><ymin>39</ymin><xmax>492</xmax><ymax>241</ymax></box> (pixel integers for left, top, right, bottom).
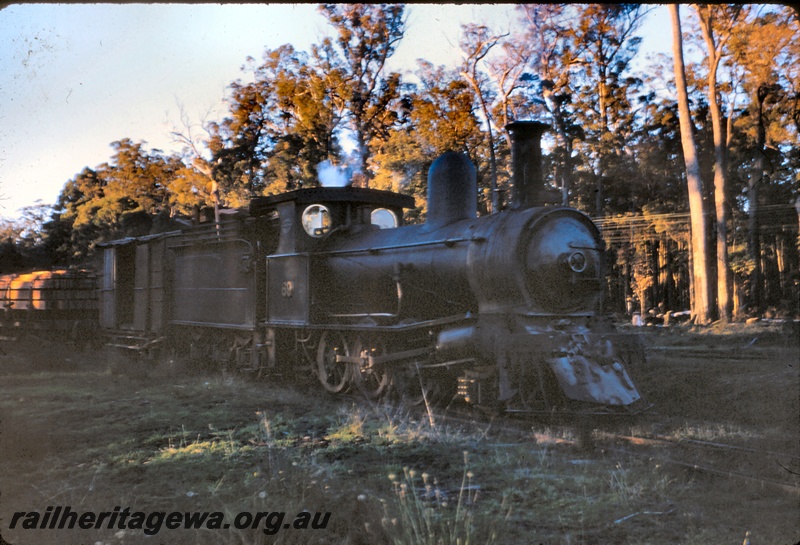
<box><xmin>694</xmin><ymin>4</ymin><xmax>737</xmax><ymax>322</ymax></box>
<box><xmin>596</xmin><ymin>76</ymin><xmax>609</xmax><ymax>218</ymax></box>
<box><xmin>670</xmin><ymin>4</ymin><xmax>712</xmax><ymax>324</ymax></box>
<box><xmin>623</xmin><ymin>259</ymin><xmax>633</xmax><ymax>315</ymax></box>
<box><xmin>749</xmin><ymin>84</ymin><xmax>769</xmax><ymax>314</ymax></box>
<box><xmin>596</xmin><ymin>173</ymin><xmax>604</xmax><ymax>218</ymax></box>
<box><xmin>479</xmin><ymin>93</ymin><xmax>499</xmax><ymax>213</ymax></box>
<box><xmin>562</xmin><ymin>137</ymin><xmax>572</xmax><ymax>207</ymax></box>
<box><xmin>695</xmin><ymin>5</ymin><xmax>731</xmax><ymax>322</ymax></box>
<box><xmin>554</xmin><ymin>111</ymin><xmax>572</xmax><ymax>206</ymax></box>
<box><xmin>355</xmin><ymin>126</ymin><xmax>370</xmax><ymax>188</ymax></box>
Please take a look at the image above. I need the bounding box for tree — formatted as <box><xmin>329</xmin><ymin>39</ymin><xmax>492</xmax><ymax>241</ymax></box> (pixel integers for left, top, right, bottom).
<box><xmin>0</xmin><ymin>202</ymin><xmax>56</xmax><ymax>271</ymax></box>
<box><xmin>517</xmin><ymin>4</ymin><xmax>579</xmax><ymax>205</ymax></box>
<box><xmin>515</xmin><ymin>4</ymin><xmax>648</xmax><ymax>214</ymax></box>
<box><xmin>52</xmin><ymin>141</ymin><xmax>180</xmax><ymax>260</ymax></box>
<box><xmin>671</xmin><ymin>4</ymin><xmax>713</xmax><ymax>324</ymax></box>
<box><xmin>726</xmin><ymin>6</ymin><xmax>800</xmax><ymax>314</ymax></box>
<box><xmin>562</xmin><ymin>4</ymin><xmax>650</xmax><ymax>217</ymax></box>
<box><xmin>169</xmin><ymin>102</ymin><xmax>219</xmax><ymax>221</ymax></box>
<box><xmin>459</xmin><ymin>23</ymin><xmax>507</xmax><ymax>213</ymax></box>
<box><xmin>486</xmin><ymin>37</ymin><xmax>534</xmax><ymax>144</ymax></box>
<box><xmin>209</xmin><ymin>58</ymin><xmax>281</xmax><ymax>203</ymax></box>
<box><xmin>691</xmin><ymin>4</ymin><xmax>745</xmax><ymax>322</ymax></box>
<box><xmin>210</xmin><ymin>44</ymin><xmax>347</xmax><ymax>199</ymax></box>
<box><xmin>319</xmin><ymin>4</ymin><xmax>406</xmax><ymax>184</ymax></box>
<box><xmin>370</xmin><ymin>60</ymin><xmax>485</xmax><ymax>220</ymax></box>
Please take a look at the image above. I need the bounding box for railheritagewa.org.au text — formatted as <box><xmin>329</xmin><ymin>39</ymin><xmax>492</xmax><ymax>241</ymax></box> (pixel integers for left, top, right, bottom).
<box><xmin>8</xmin><ymin>506</ymin><xmax>331</xmax><ymax>536</ymax></box>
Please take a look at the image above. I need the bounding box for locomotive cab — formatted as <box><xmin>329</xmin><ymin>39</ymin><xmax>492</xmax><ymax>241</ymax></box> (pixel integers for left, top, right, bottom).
<box><xmin>250</xmin><ymin>188</ymin><xmax>415</xmax><ymax>326</ymax></box>
<box><xmin>250</xmin><ymin>187</ymin><xmax>414</xmax><ymax>254</ymax></box>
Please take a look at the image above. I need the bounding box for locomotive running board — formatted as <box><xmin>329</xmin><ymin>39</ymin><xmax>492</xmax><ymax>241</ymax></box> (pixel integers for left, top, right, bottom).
<box><xmin>336</xmin><ymin>346</ymin><xmax>432</xmax><ymax>367</ymax></box>
<box><xmin>106</xmin><ymin>336</ymin><xmax>166</xmax><ymax>352</ymax></box>
<box><xmin>265</xmin><ymin>313</ymin><xmax>472</xmax><ymax>332</ymax></box>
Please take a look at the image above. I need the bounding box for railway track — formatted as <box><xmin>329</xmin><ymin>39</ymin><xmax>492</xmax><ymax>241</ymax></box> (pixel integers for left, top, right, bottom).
<box><xmin>594</xmin><ymin>431</ymin><xmax>800</xmax><ymax>494</ymax></box>
<box><xmin>292</xmin><ymin>336</ymin><xmax>799</xmax><ymax>497</ymax></box>
<box><xmin>390</xmin><ymin>399</ymin><xmax>800</xmax><ymax>496</ymax></box>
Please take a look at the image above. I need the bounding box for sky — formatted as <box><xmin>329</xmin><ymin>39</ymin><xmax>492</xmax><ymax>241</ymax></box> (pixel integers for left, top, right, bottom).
<box><xmin>0</xmin><ymin>3</ymin><xmax>672</xmax><ymax>222</ymax></box>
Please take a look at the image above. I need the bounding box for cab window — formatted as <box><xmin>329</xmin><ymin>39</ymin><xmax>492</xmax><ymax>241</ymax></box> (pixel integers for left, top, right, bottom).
<box><xmin>370</xmin><ymin>208</ymin><xmax>398</xmax><ymax>229</ymax></box>
<box><xmin>301</xmin><ymin>204</ymin><xmax>332</xmax><ymax>237</ymax></box>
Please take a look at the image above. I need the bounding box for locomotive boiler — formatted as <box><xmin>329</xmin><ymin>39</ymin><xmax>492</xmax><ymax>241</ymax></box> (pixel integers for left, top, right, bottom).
<box><xmin>92</xmin><ymin>120</ymin><xmax>645</xmax><ymax>415</ymax></box>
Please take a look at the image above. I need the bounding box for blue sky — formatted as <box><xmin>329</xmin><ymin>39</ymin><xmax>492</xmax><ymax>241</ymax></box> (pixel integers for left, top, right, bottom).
<box><xmin>0</xmin><ymin>4</ymin><xmax>672</xmax><ymax>221</ymax></box>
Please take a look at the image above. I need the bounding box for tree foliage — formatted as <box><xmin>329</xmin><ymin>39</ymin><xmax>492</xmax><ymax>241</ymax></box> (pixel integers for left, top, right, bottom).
<box><xmin>6</xmin><ymin>4</ymin><xmax>797</xmax><ymax>320</ymax></box>
<box><xmin>319</xmin><ymin>3</ymin><xmax>406</xmax><ymax>184</ymax></box>
<box><xmin>370</xmin><ymin>60</ymin><xmax>485</xmax><ymax>220</ymax></box>
<box><xmin>207</xmin><ymin>43</ymin><xmax>347</xmax><ymax>201</ymax></box>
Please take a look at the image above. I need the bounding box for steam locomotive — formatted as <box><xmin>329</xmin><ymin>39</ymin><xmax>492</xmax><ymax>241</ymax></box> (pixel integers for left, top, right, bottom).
<box><xmin>1</xmin><ymin>122</ymin><xmax>646</xmax><ymax>415</ymax></box>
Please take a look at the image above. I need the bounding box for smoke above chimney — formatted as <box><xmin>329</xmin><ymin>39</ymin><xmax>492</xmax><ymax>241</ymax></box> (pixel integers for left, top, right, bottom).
<box><xmin>316</xmin><ymin>160</ymin><xmax>352</xmax><ymax>188</ymax></box>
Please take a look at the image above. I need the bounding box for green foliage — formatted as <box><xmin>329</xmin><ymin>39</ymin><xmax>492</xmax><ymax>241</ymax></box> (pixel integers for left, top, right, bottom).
<box><xmin>9</xmin><ymin>4</ymin><xmax>797</xmax><ymax>317</ymax></box>
<box><xmin>0</xmin><ymin>206</ymin><xmax>50</xmax><ymax>271</ymax></box>
<box><xmin>319</xmin><ymin>4</ymin><xmax>406</xmax><ymax>181</ymax></box>
<box><xmin>370</xmin><ymin>60</ymin><xmax>486</xmax><ymax>221</ymax></box>
<box><xmin>46</xmin><ymin>140</ymin><xmax>184</xmax><ymax>260</ymax></box>
<box><xmin>166</xmin><ymin>165</ymin><xmax>214</xmax><ymax>217</ymax></box>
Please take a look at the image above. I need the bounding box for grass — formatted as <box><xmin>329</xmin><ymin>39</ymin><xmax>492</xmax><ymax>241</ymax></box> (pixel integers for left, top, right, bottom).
<box><xmin>0</xmin><ymin>327</ymin><xmax>798</xmax><ymax>545</ymax></box>
<box><xmin>377</xmin><ymin>454</ymin><xmax>512</xmax><ymax>545</ymax></box>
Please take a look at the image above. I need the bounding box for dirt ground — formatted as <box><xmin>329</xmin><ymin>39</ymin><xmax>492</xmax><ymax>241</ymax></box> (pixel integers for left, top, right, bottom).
<box><xmin>0</xmin><ymin>322</ymin><xmax>798</xmax><ymax>545</ymax></box>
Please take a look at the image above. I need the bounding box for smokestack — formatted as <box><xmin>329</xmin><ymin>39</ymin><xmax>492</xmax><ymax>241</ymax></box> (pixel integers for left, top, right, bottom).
<box><xmin>505</xmin><ymin>121</ymin><xmax>557</xmax><ymax>208</ymax></box>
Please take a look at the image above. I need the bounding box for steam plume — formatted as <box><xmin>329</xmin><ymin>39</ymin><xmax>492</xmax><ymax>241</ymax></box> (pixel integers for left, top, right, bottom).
<box><xmin>317</xmin><ymin>161</ymin><xmax>352</xmax><ymax>188</ymax></box>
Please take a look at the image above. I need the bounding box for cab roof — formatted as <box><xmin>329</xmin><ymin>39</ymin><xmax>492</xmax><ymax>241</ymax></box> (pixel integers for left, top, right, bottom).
<box><xmin>249</xmin><ymin>186</ymin><xmax>414</xmax><ymax>217</ymax></box>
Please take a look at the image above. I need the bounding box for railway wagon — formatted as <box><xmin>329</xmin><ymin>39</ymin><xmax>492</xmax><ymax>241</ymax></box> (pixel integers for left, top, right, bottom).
<box><xmin>99</xmin><ymin>211</ymin><xmax>273</xmax><ymax>369</ymax></box>
<box><xmin>0</xmin><ymin>269</ymin><xmax>97</xmax><ymax>341</ymax></box>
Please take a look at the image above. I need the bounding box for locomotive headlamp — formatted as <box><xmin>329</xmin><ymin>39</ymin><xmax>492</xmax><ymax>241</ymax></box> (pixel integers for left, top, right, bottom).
<box><xmin>567</xmin><ymin>251</ymin><xmax>587</xmax><ymax>273</ymax></box>
<box><xmin>302</xmin><ymin>204</ymin><xmax>332</xmax><ymax>237</ymax></box>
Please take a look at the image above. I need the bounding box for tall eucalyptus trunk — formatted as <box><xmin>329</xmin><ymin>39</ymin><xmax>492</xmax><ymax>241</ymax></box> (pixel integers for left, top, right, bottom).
<box><xmin>670</xmin><ymin>4</ymin><xmax>713</xmax><ymax>324</ymax></box>
<box><xmin>694</xmin><ymin>4</ymin><xmax>738</xmax><ymax>322</ymax></box>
